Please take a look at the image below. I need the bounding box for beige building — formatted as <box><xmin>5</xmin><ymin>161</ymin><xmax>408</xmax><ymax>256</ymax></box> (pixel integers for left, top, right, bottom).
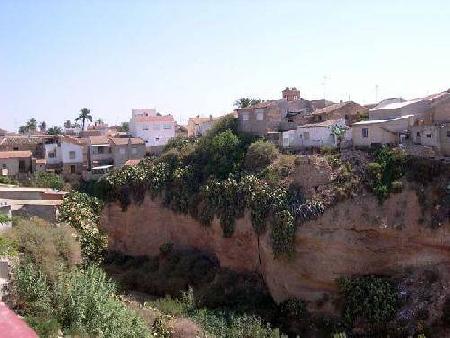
<box><xmin>187</xmin><ymin>116</ymin><xmax>216</xmax><ymax>137</ymax></box>
<box><xmin>110</xmin><ymin>137</ymin><xmax>146</xmax><ymax>168</ymax></box>
<box><xmin>352</xmin><ymin>115</ymin><xmax>414</xmax><ymax>148</ymax></box>
<box><xmin>0</xmin><ymin>151</ymin><xmax>33</xmax><ymax>179</ymax></box>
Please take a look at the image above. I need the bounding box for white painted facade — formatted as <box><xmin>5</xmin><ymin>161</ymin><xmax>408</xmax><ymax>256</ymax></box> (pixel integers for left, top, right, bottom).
<box><xmin>129</xmin><ymin>109</ymin><xmax>176</xmax><ymax>147</ymax></box>
<box><xmin>282</xmin><ymin>119</ymin><xmax>349</xmax><ymax>148</ymax></box>
<box><xmin>61</xmin><ymin>141</ymin><xmax>84</xmax><ymax>164</ymax></box>
<box><xmin>44</xmin><ymin>143</ymin><xmax>62</xmax><ymax>165</ymax></box>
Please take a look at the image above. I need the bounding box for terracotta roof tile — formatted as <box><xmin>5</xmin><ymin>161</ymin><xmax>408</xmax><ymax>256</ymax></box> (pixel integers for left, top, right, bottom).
<box><xmin>110</xmin><ymin>137</ymin><xmax>144</xmax><ymax>146</ymax></box>
<box><xmin>0</xmin><ymin>150</ymin><xmax>32</xmax><ymax>159</ymax></box>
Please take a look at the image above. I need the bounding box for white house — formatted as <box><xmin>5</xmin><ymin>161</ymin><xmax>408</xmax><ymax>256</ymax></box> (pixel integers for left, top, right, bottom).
<box><xmin>369</xmin><ymin>98</ymin><xmax>430</xmax><ymax>120</ymax></box>
<box><xmin>282</xmin><ymin>118</ymin><xmax>350</xmax><ymax>148</ymax></box>
<box><xmin>129</xmin><ymin>109</ymin><xmax>176</xmax><ymax>148</ymax></box>
<box><xmin>44</xmin><ymin>136</ymin><xmax>86</xmax><ymax>175</ymax></box>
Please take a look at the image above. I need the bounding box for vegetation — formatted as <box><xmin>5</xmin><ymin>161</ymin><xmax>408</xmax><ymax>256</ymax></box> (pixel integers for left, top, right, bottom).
<box><xmin>244</xmin><ymin>140</ymin><xmax>280</xmax><ymax>172</ymax></box>
<box><xmin>147</xmin><ymin>288</ymin><xmax>284</xmax><ymax>338</ymax></box>
<box><xmin>76</xmin><ymin>107</ymin><xmax>93</xmax><ymax>130</ymax></box>
<box><xmin>366</xmin><ymin>146</ymin><xmax>406</xmax><ymax>202</ymax></box>
<box><xmin>233</xmin><ymin>97</ymin><xmax>262</xmax><ymax>109</ymax></box>
<box><xmin>0</xmin><ymin>175</ymin><xmax>18</xmax><ymax>185</ymax></box>
<box><xmin>5</xmin><ymin>217</ymin><xmax>153</xmax><ymax>337</ymax></box>
<box><xmin>119</xmin><ymin>121</ymin><xmax>129</xmax><ymax>132</ymax></box>
<box><xmin>338</xmin><ymin>275</ymin><xmax>399</xmax><ymax>329</ymax></box>
<box><xmin>58</xmin><ymin>191</ymin><xmax>107</xmax><ymax>264</ymax></box>
<box><xmin>47</xmin><ymin>126</ymin><xmax>63</xmax><ymax>135</ymax></box>
<box><xmin>27</xmin><ymin>172</ymin><xmax>64</xmax><ymax>190</ymax></box>
<box><xmin>99</xmin><ymin>115</ymin><xmax>325</xmax><ymax>258</ymax></box>
<box><xmin>7</xmin><ymin>218</ymin><xmax>80</xmax><ymax>281</ymax></box>
<box><xmin>19</xmin><ymin>118</ymin><xmax>37</xmax><ymax>134</ymax></box>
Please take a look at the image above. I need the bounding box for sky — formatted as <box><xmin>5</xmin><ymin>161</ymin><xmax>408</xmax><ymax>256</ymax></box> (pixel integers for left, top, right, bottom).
<box><xmin>0</xmin><ymin>0</ymin><xmax>449</xmax><ymax>131</ymax></box>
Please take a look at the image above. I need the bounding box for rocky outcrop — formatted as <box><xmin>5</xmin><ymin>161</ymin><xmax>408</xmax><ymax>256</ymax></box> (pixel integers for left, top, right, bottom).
<box><xmin>101</xmin><ymin>184</ymin><xmax>450</xmax><ymax>313</ymax></box>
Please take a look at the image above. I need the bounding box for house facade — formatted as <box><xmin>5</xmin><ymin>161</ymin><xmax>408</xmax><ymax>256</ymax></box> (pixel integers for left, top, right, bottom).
<box><xmin>129</xmin><ymin>109</ymin><xmax>176</xmax><ymax>147</ymax></box>
<box><xmin>187</xmin><ymin>116</ymin><xmax>216</xmax><ymax>137</ymax></box>
<box><xmin>352</xmin><ymin>115</ymin><xmax>414</xmax><ymax>148</ymax></box>
<box><xmin>307</xmin><ymin>101</ymin><xmax>368</xmax><ymax>125</ymax></box>
<box><xmin>44</xmin><ymin>136</ymin><xmax>86</xmax><ymax>176</ymax></box>
<box><xmin>368</xmin><ymin>98</ymin><xmax>431</xmax><ymax>120</ymax></box>
<box><xmin>87</xmin><ymin>135</ymin><xmax>113</xmax><ymax>170</ymax></box>
<box><xmin>0</xmin><ymin>151</ymin><xmax>33</xmax><ymax>178</ymax></box>
<box><xmin>282</xmin><ymin>119</ymin><xmax>350</xmax><ymax>149</ymax></box>
<box><xmin>110</xmin><ymin>137</ymin><xmax>146</xmax><ymax>168</ymax></box>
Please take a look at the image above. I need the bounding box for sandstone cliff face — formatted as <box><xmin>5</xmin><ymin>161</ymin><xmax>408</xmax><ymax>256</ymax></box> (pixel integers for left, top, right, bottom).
<box><xmin>101</xmin><ymin>185</ymin><xmax>450</xmax><ymax>312</ymax></box>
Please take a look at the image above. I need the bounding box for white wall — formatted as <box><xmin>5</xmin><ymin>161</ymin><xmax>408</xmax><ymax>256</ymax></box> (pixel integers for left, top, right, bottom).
<box><xmin>283</xmin><ymin>119</ymin><xmax>347</xmax><ymax>148</ymax></box>
<box><xmin>61</xmin><ymin>142</ymin><xmax>84</xmax><ymax>164</ymax></box>
<box><xmin>131</xmin><ymin>121</ymin><xmax>175</xmax><ymax>147</ymax></box>
<box><xmin>44</xmin><ymin>143</ymin><xmax>62</xmax><ymax>164</ymax></box>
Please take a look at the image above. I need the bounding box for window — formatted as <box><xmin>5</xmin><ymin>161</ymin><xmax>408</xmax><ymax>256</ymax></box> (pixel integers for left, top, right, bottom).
<box><xmin>143</xmin><ymin>126</ymin><xmax>149</xmax><ymax>131</ymax></box>
<box><xmin>19</xmin><ymin>160</ymin><xmax>26</xmax><ymax>173</ymax></box>
<box><xmin>362</xmin><ymin>128</ymin><xmax>369</xmax><ymax>138</ymax></box>
<box><xmin>256</xmin><ymin>112</ymin><xmax>264</xmax><ymax>121</ymax></box>
<box><xmin>426</xmin><ymin>134</ymin><xmax>432</xmax><ymax>138</ymax></box>
<box><xmin>49</xmin><ymin>152</ymin><xmax>55</xmax><ymax>158</ymax></box>
<box><xmin>416</xmin><ymin>132</ymin><xmax>421</xmax><ymax>137</ymax></box>
<box><xmin>119</xmin><ymin>148</ymin><xmax>126</xmax><ymax>155</ymax></box>
<box><xmin>2</xmin><ymin>164</ymin><xmax>6</xmax><ymax>169</ymax></box>
<box><xmin>13</xmin><ymin>147</ymin><xmax>19</xmax><ymax>151</ymax></box>
<box><xmin>155</xmin><ymin>137</ymin><xmax>160</xmax><ymax>141</ymax></box>
<box><xmin>70</xmin><ymin>165</ymin><xmax>76</xmax><ymax>174</ymax></box>
<box><xmin>98</xmin><ymin>147</ymin><xmax>104</xmax><ymax>154</ymax></box>
<box><xmin>447</xmin><ymin>131</ymin><xmax>450</xmax><ymax>138</ymax></box>
<box><xmin>69</xmin><ymin>151</ymin><xmax>76</xmax><ymax>160</ymax></box>
<box><xmin>303</xmin><ymin>132</ymin><xmax>310</xmax><ymax>140</ymax></box>
<box><xmin>242</xmin><ymin>113</ymin><xmax>249</xmax><ymax>121</ymax></box>
<box><xmin>163</xmin><ymin>124</ymin><xmax>172</xmax><ymax>129</ymax></box>
<box><xmin>132</xmin><ymin>147</ymin><xmax>137</xmax><ymax>155</ymax></box>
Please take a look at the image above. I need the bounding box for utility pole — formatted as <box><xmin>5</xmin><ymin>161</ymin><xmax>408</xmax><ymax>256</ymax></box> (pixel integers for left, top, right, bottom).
<box><xmin>322</xmin><ymin>75</ymin><xmax>329</xmax><ymax>101</ymax></box>
<box><xmin>375</xmin><ymin>84</ymin><xmax>379</xmax><ymax>103</ymax></box>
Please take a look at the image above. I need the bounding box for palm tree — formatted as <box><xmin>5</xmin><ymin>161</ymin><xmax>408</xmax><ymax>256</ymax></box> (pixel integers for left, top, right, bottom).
<box><xmin>47</xmin><ymin>126</ymin><xmax>63</xmax><ymax>135</ymax></box>
<box><xmin>39</xmin><ymin>121</ymin><xmax>47</xmax><ymax>133</ymax></box>
<box><xmin>75</xmin><ymin>108</ymin><xmax>93</xmax><ymax>131</ymax></box>
<box><xmin>26</xmin><ymin>118</ymin><xmax>37</xmax><ymax>133</ymax></box>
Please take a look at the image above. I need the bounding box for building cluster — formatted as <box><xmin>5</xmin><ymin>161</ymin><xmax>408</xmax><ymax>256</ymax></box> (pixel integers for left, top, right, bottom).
<box><xmin>235</xmin><ymin>87</ymin><xmax>450</xmax><ymax>157</ymax></box>
<box><xmin>1</xmin><ymin>86</ymin><xmax>450</xmax><ymax>183</ymax></box>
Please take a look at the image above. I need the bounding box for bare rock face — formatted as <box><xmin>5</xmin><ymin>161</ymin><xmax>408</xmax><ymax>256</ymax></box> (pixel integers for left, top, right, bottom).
<box><xmin>101</xmin><ymin>185</ymin><xmax>450</xmax><ymax>314</ymax></box>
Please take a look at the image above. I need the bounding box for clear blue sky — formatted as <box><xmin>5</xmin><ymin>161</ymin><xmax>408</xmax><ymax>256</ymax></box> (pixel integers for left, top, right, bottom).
<box><xmin>1</xmin><ymin>0</ymin><xmax>449</xmax><ymax>131</ymax></box>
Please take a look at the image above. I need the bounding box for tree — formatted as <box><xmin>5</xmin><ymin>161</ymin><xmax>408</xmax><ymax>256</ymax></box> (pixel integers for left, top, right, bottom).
<box><xmin>95</xmin><ymin>118</ymin><xmax>104</xmax><ymax>125</ymax></box>
<box><xmin>119</xmin><ymin>122</ymin><xmax>129</xmax><ymax>132</ymax></box>
<box><xmin>330</xmin><ymin>124</ymin><xmax>348</xmax><ymax>147</ymax></box>
<box><xmin>19</xmin><ymin>118</ymin><xmax>38</xmax><ymax>134</ymax></box>
<box><xmin>75</xmin><ymin>108</ymin><xmax>93</xmax><ymax>131</ymax></box>
<box><xmin>244</xmin><ymin>140</ymin><xmax>279</xmax><ymax>172</ymax></box>
<box><xmin>47</xmin><ymin>126</ymin><xmax>63</xmax><ymax>135</ymax></box>
<box><xmin>63</xmin><ymin>120</ymin><xmax>72</xmax><ymax>129</ymax></box>
<box><xmin>233</xmin><ymin>97</ymin><xmax>261</xmax><ymax>109</ymax></box>
<box><xmin>39</xmin><ymin>121</ymin><xmax>47</xmax><ymax>133</ymax></box>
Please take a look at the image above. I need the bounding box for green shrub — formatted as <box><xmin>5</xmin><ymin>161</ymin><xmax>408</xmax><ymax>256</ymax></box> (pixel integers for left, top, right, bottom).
<box><xmin>366</xmin><ymin>147</ymin><xmax>406</xmax><ymax>202</ymax></box>
<box><xmin>29</xmin><ymin>172</ymin><xmax>64</xmax><ymax>190</ymax></box>
<box><xmin>0</xmin><ymin>235</ymin><xmax>17</xmax><ymax>256</ymax></box>
<box><xmin>7</xmin><ymin>218</ymin><xmax>80</xmax><ymax>281</ymax></box>
<box><xmin>54</xmin><ymin>265</ymin><xmax>150</xmax><ymax>337</ymax></box>
<box><xmin>337</xmin><ymin>275</ymin><xmax>399</xmax><ymax>328</ymax></box>
<box><xmin>244</xmin><ymin>140</ymin><xmax>279</xmax><ymax>172</ymax></box>
<box><xmin>279</xmin><ymin>298</ymin><xmax>307</xmax><ymax>317</ymax></box>
<box><xmin>147</xmin><ymin>288</ymin><xmax>284</xmax><ymax>338</ymax></box>
<box><xmin>58</xmin><ymin>191</ymin><xmax>107</xmax><ymax>264</ymax></box>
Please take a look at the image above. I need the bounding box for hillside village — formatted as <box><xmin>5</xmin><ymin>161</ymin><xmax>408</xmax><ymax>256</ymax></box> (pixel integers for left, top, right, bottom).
<box><xmin>1</xmin><ymin>86</ymin><xmax>450</xmax><ymax>186</ymax></box>
<box><xmin>2</xmin><ymin>86</ymin><xmax>450</xmax><ymax>338</ymax></box>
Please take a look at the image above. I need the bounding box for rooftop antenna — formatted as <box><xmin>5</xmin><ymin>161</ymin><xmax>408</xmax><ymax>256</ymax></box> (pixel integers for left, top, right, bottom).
<box><xmin>375</xmin><ymin>84</ymin><xmax>379</xmax><ymax>103</ymax></box>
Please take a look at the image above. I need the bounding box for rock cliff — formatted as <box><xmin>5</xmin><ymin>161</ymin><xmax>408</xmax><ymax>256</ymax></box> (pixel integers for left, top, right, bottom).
<box><xmin>101</xmin><ymin>184</ymin><xmax>450</xmax><ymax>313</ymax></box>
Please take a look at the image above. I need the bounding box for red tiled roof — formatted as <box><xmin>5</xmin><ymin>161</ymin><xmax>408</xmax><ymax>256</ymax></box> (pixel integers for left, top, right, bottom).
<box><xmin>0</xmin><ymin>151</ymin><xmax>32</xmax><ymax>159</ymax></box>
<box><xmin>125</xmin><ymin>159</ymin><xmax>142</xmax><ymax>166</ymax></box>
<box><xmin>110</xmin><ymin>137</ymin><xmax>144</xmax><ymax>146</ymax></box>
<box><xmin>61</xmin><ymin>135</ymin><xmax>86</xmax><ymax>146</ymax></box>
<box><xmin>88</xmin><ymin>136</ymin><xmax>109</xmax><ymax>145</ymax></box>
